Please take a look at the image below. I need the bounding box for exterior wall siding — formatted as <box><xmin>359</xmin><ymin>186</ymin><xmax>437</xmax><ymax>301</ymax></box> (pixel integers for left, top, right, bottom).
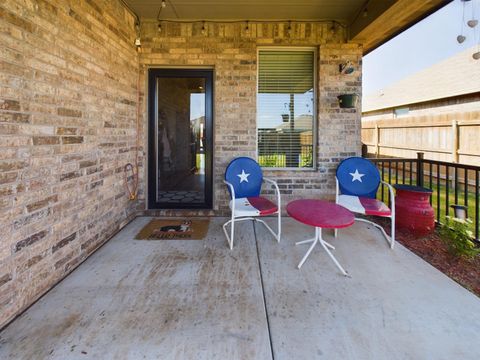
<box><xmin>139</xmin><ymin>20</ymin><xmax>363</xmax><ymax>215</ymax></box>
<box><xmin>0</xmin><ymin>0</ymin><xmax>139</xmax><ymax>328</ymax></box>
<box><xmin>363</xmin><ymin>94</ymin><xmax>480</xmax><ymax>121</ymax></box>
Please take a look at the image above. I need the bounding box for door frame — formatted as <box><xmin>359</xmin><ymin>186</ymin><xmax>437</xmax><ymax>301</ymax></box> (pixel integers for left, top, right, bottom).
<box><xmin>147</xmin><ymin>68</ymin><xmax>214</xmax><ymax>209</ymax></box>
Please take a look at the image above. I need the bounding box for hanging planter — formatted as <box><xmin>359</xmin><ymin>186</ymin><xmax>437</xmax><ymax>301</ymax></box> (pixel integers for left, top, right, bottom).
<box><xmin>337</xmin><ymin>94</ymin><xmax>358</xmax><ymax>108</ymax></box>
<box><xmin>281</xmin><ymin>114</ymin><xmax>290</xmax><ymax>122</ymax></box>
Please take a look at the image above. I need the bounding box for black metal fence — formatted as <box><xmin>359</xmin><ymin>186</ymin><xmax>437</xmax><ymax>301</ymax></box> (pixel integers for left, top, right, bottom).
<box><xmin>369</xmin><ymin>153</ymin><xmax>480</xmax><ymax>241</ymax></box>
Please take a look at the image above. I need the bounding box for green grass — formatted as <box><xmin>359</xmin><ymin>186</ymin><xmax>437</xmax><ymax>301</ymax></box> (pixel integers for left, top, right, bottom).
<box><xmin>258</xmin><ymin>153</ymin><xmax>312</xmax><ymax>168</ymax></box>
<box><xmin>258</xmin><ymin>154</ymin><xmax>286</xmax><ymax>168</ymax></box>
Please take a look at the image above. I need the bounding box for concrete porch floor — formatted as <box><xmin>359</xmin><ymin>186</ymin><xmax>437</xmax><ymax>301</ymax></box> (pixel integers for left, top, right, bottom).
<box><xmin>1</xmin><ymin>217</ymin><xmax>480</xmax><ymax>359</ymax></box>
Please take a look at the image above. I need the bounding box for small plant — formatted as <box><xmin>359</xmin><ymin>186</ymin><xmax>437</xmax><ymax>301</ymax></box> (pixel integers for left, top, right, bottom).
<box><xmin>439</xmin><ymin>216</ymin><xmax>480</xmax><ymax>259</ymax></box>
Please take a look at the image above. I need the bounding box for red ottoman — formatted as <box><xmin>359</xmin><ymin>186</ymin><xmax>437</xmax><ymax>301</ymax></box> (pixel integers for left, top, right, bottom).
<box><xmin>394</xmin><ymin>185</ymin><xmax>435</xmax><ymax>236</ymax></box>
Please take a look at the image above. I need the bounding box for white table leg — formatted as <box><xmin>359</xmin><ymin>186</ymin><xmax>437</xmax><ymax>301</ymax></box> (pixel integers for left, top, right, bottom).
<box><xmin>295</xmin><ymin>237</ymin><xmax>316</xmax><ymax>245</ymax></box>
<box><xmin>297</xmin><ymin>227</ymin><xmax>321</xmax><ymax>269</ymax></box>
<box><xmin>297</xmin><ymin>227</ymin><xmax>350</xmax><ymax>277</ymax></box>
<box><xmin>297</xmin><ymin>237</ymin><xmax>318</xmax><ymax>269</ymax></box>
<box><xmin>322</xmin><ymin>240</ymin><xmax>335</xmax><ymax>250</ymax></box>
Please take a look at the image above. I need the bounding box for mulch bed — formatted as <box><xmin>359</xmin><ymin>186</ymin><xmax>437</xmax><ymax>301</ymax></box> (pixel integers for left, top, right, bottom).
<box><xmin>380</xmin><ymin>219</ymin><xmax>480</xmax><ymax>297</ymax></box>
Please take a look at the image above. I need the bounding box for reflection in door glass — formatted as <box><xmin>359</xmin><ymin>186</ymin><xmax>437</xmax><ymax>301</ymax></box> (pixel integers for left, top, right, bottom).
<box><xmin>157</xmin><ymin>77</ymin><xmax>206</xmax><ymax>204</ymax></box>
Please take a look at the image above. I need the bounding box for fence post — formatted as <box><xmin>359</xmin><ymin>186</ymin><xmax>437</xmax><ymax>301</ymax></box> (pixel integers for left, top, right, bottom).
<box><xmin>451</xmin><ymin>119</ymin><xmax>459</xmax><ymax>163</ymax></box>
<box><xmin>451</xmin><ymin>119</ymin><xmax>459</xmax><ymax>190</ymax></box>
<box><xmin>417</xmin><ymin>152</ymin><xmax>424</xmax><ymax>187</ymax></box>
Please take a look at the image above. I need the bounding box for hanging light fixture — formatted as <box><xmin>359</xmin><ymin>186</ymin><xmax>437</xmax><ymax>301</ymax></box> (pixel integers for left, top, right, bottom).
<box><xmin>467</xmin><ymin>19</ymin><xmax>478</xmax><ymax>27</ymax></box>
<box><xmin>287</xmin><ymin>21</ymin><xmax>292</xmax><ymax>36</ymax></box>
<box><xmin>134</xmin><ymin>21</ymin><xmax>141</xmax><ymax>49</ymax></box>
<box><xmin>457</xmin><ymin>0</ymin><xmax>468</xmax><ymax>43</ymax></box>
<box><xmin>330</xmin><ymin>22</ymin><xmax>336</xmax><ymax>34</ymax></box>
<box><xmin>470</xmin><ymin>0</ymin><xmax>480</xmax><ymax>60</ymax></box>
<box><xmin>457</xmin><ymin>0</ymin><xmax>480</xmax><ymax>60</ymax></box>
<box><xmin>467</xmin><ymin>0</ymin><xmax>478</xmax><ymax>28</ymax></box>
<box><xmin>161</xmin><ymin>0</ymin><xmax>167</xmax><ymax>8</ymax></box>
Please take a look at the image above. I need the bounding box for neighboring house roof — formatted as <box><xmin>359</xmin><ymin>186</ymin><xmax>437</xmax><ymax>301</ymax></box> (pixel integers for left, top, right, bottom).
<box><xmin>363</xmin><ymin>46</ymin><xmax>480</xmax><ymax>112</ymax></box>
<box><xmin>275</xmin><ymin>114</ymin><xmax>313</xmax><ymax>131</ymax></box>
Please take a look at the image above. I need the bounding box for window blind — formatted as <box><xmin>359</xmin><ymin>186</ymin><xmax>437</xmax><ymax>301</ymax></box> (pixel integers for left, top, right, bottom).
<box><xmin>257</xmin><ymin>50</ymin><xmax>315</xmax><ymax>168</ymax></box>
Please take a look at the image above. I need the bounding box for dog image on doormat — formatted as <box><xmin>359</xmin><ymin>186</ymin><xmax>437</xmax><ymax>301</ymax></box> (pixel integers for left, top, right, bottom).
<box><xmin>135</xmin><ymin>219</ymin><xmax>209</xmax><ymax>240</ymax></box>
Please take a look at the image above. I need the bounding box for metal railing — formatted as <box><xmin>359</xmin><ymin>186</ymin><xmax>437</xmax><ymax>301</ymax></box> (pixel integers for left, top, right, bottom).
<box><xmin>369</xmin><ymin>153</ymin><xmax>480</xmax><ymax>241</ymax></box>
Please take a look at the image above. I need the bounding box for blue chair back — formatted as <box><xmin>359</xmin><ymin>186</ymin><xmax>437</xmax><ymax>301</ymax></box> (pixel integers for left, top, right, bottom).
<box><xmin>336</xmin><ymin>157</ymin><xmax>380</xmax><ymax>199</ymax></box>
<box><xmin>225</xmin><ymin>157</ymin><xmax>263</xmax><ymax>198</ymax></box>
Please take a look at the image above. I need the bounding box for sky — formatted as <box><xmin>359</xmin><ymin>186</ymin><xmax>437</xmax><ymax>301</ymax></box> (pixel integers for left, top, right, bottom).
<box><xmin>363</xmin><ymin>0</ymin><xmax>480</xmax><ymax>96</ymax></box>
<box><xmin>190</xmin><ymin>93</ymin><xmax>205</xmax><ymax>121</ymax></box>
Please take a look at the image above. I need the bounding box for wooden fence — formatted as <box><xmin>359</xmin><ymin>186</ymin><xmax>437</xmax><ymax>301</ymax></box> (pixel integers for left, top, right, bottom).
<box><xmin>362</xmin><ymin>111</ymin><xmax>480</xmax><ymax>166</ymax></box>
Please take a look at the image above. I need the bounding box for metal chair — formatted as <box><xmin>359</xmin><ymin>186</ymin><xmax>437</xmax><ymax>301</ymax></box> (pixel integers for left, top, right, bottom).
<box><xmin>223</xmin><ymin>157</ymin><xmax>281</xmax><ymax>249</ymax></box>
<box><xmin>335</xmin><ymin>157</ymin><xmax>395</xmax><ymax>249</ymax></box>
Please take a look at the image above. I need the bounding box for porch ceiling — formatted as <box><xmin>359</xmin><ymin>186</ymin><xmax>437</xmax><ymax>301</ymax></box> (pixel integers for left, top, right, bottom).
<box><xmin>124</xmin><ymin>0</ymin><xmax>365</xmax><ymax>21</ymax></box>
<box><xmin>123</xmin><ymin>0</ymin><xmax>451</xmax><ymax>53</ymax></box>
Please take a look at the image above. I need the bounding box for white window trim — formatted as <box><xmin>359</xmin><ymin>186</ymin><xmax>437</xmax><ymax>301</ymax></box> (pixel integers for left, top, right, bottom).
<box><xmin>256</xmin><ymin>46</ymin><xmax>318</xmax><ymax>171</ymax></box>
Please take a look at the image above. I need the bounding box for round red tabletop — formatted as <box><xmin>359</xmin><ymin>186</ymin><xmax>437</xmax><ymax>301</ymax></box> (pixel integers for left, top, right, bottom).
<box><xmin>286</xmin><ymin>199</ymin><xmax>354</xmax><ymax>229</ymax></box>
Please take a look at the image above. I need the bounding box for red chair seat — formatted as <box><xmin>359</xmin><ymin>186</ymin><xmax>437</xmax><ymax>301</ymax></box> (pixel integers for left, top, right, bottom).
<box><xmin>338</xmin><ymin>195</ymin><xmax>391</xmax><ymax>216</ymax></box>
<box><xmin>229</xmin><ymin>197</ymin><xmax>278</xmax><ymax>217</ymax></box>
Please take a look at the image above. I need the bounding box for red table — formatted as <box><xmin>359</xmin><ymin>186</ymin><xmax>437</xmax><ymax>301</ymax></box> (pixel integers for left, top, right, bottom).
<box><xmin>287</xmin><ymin>199</ymin><xmax>354</xmax><ymax>275</ymax></box>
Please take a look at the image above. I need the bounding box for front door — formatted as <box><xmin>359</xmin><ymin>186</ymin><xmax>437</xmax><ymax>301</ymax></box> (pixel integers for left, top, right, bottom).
<box><xmin>148</xmin><ymin>69</ymin><xmax>213</xmax><ymax>209</ymax></box>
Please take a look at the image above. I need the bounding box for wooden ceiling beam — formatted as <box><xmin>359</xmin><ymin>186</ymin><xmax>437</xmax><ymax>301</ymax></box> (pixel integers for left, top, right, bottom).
<box><xmin>350</xmin><ymin>0</ymin><xmax>452</xmax><ymax>54</ymax></box>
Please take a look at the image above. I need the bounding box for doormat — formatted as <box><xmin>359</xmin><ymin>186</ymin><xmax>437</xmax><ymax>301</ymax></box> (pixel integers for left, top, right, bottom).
<box><xmin>135</xmin><ymin>219</ymin><xmax>209</xmax><ymax>240</ymax></box>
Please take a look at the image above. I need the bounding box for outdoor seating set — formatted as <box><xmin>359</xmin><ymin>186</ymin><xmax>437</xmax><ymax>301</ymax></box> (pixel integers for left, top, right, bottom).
<box><xmin>223</xmin><ymin>157</ymin><xmax>395</xmax><ymax>276</ymax></box>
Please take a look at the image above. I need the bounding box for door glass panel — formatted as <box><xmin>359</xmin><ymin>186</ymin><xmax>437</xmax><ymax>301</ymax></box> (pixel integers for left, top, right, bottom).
<box><xmin>156</xmin><ymin>77</ymin><xmax>206</xmax><ymax>204</ymax></box>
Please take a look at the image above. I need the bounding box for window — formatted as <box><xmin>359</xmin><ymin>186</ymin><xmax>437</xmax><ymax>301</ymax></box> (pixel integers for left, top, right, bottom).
<box><xmin>257</xmin><ymin>48</ymin><xmax>315</xmax><ymax>169</ymax></box>
<box><xmin>393</xmin><ymin>107</ymin><xmax>409</xmax><ymax>118</ymax></box>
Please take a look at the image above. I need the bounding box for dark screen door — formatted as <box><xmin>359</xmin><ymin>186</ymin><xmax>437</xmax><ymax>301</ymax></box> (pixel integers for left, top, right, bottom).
<box><xmin>148</xmin><ymin>69</ymin><xmax>213</xmax><ymax>209</ymax></box>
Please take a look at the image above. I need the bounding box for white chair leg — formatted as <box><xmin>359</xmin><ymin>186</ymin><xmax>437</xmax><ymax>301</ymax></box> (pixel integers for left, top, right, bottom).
<box><xmin>222</xmin><ymin>219</ymin><xmax>233</xmax><ymax>249</ymax></box>
<box><xmin>390</xmin><ymin>215</ymin><xmax>395</xmax><ymax>249</ymax></box>
<box><xmin>355</xmin><ymin>218</ymin><xmax>393</xmax><ymax>249</ymax></box>
<box><xmin>277</xmin><ymin>211</ymin><xmax>281</xmax><ymax>242</ymax></box>
<box><xmin>334</xmin><ymin>229</ymin><xmax>338</xmax><ymax>238</ymax></box>
<box><xmin>256</xmin><ymin>216</ymin><xmax>281</xmax><ymax>243</ymax></box>
<box><xmin>229</xmin><ymin>219</ymin><xmax>234</xmax><ymax>250</ymax></box>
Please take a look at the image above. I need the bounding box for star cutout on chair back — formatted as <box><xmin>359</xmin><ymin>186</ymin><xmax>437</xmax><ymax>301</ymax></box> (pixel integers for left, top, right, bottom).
<box><xmin>237</xmin><ymin>170</ymin><xmax>250</xmax><ymax>183</ymax></box>
<box><xmin>349</xmin><ymin>169</ymin><xmax>365</xmax><ymax>182</ymax></box>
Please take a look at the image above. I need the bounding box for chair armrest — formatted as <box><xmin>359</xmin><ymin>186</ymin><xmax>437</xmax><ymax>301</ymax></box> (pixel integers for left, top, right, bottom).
<box><xmin>381</xmin><ymin>181</ymin><xmax>395</xmax><ymax>213</ymax></box>
<box><xmin>335</xmin><ymin>176</ymin><xmax>339</xmax><ymax>203</ymax></box>
<box><xmin>263</xmin><ymin>177</ymin><xmax>281</xmax><ymax>211</ymax></box>
<box><xmin>223</xmin><ymin>180</ymin><xmax>236</xmax><ymax>200</ymax></box>
<box><xmin>263</xmin><ymin>177</ymin><xmax>280</xmax><ymax>193</ymax></box>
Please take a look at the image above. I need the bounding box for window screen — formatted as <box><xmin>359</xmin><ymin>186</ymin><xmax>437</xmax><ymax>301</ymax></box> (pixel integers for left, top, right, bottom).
<box><xmin>257</xmin><ymin>49</ymin><xmax>315</xmax><ymax>169</ymax></box>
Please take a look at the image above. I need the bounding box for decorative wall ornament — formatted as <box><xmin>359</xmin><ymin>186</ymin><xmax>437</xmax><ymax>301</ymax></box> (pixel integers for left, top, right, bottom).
<box><xmin>458</xmin><ymin>0</ymin><xmax>480</xmax><ymax>60</ymax></box>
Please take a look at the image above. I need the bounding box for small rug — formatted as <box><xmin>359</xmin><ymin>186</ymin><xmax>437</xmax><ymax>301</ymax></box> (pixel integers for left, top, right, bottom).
<box><xmin>135</xmin><ymin>219</ymin><xmax>209</xmax><ymax>240</ymax></box>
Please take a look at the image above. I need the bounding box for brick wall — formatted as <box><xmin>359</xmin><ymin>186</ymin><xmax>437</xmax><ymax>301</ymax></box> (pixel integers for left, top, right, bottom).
<box><xmin>0</xmin><ymin>2</ymin><xmax>363</xmax><ymax>328</ymax></box>
<box><xmin>139</xmin><ymin>21</ymin><xmax>363</xmax><ymax>214</ymax></box>
<box><xmin>0</xmin><ymin>0</ymin><xmax>139</xmax><ymax>328</ymax></box>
